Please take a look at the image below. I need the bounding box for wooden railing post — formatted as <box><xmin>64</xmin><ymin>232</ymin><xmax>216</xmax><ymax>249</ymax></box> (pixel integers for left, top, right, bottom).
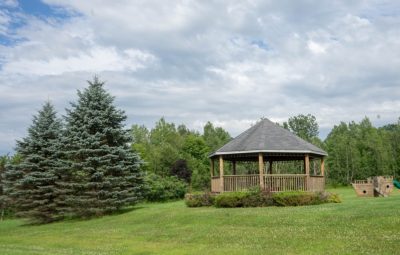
<box><xmin>258</xmin><ymin>153</ymin><xmax>265</xmax><ymax>190</ymax></box>
<box><xmin>219</xmin><ymin>155</ymin><xmax>224</xmax><ymax>192</ymax></box>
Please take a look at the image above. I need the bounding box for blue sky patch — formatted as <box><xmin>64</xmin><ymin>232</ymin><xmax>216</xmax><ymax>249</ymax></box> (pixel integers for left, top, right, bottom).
<box><xmin>0</xmin><ymin>0</ymin><xmax>76</xmax><ymax>46</ymax></box>
<box><xmin>18</xmin><ymin>0</ymin><xmax>72</xmax><ymax>19</ymax></box>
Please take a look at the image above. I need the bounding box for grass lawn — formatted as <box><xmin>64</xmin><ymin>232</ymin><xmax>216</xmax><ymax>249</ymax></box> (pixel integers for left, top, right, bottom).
<box><xmin>0</xmin><ymin>187</ymin><xmax>399</xmax><ymax>255</ymax></box>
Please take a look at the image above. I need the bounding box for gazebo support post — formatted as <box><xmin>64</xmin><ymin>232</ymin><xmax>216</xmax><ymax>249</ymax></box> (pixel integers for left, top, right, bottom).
<box><xmin>258</xmin><ymin>153</ymin><xmax>265</xmax><ymax>190</ymax></box>
<box><xmin>304</xmin><ymin>154</ymin><xmax>310</xmax><ymax>190</ymax></box>
<box><xmin>304</xmin><ymin>154</ymin><xmax>310</xmax><ymax>175</ymax></box>
<box><xmin>321</xmin><ymin>157</ymin><xmax>325</xmax><ymax>176</ymax></box>
<box><xmin>219</xmin><ymin>155</ymin><xmax>224</xmax><ymax>192</ymax></box>
<box><xmin>210</xmin><ymin>159</ymin><xmax>214</xmax><ymax>177</ymax></box>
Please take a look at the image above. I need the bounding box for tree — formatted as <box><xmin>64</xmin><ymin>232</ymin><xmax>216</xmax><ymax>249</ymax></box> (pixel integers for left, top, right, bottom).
<box><xmin>0</xmin><ymin>155</ymin><xmax>8</xmax><ymax>220</ymax></box>
<box><xmin>170</xmin><ymin>159</ymin><xmax>191</xmax><ymax>183</ymax></box>
<box><xmin>324</xmin><ymin>117</ymin><xmax>396</xmax><ymax>185</ymax></box>
<box><xmin>130</xmin><ymin>118</ymin><xmax>231</xmax><ymax>192</ymax></box>
<box><xmin>3</xmin><ymin>102</ymin><xmax>63</xmax><ymax>223</ymax></box>
<box><xmin>203</xmin><ymin>122</ymin><xmax>231</xmax><ymax>152</ymax></box>
<box><xmin>284</xmin><ymin>114</ymin><xmax>319</xmax><ymax>142</ymax></box>
<box><xmin>59</xmin><ymin>77</ymin><xmax>144</xmax><ymax>217</ymax></box>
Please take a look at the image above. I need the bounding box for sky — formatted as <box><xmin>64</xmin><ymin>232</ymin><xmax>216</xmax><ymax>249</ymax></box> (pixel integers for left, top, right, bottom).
<box><xmin>0</xmin><ymin>0</ymin><xmax>400</xmax><ymax>155</ymax></box>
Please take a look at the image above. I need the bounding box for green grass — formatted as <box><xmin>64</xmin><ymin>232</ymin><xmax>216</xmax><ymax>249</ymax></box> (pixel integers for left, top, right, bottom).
<box><xmin>0</xmin><ymin>187</ymin><xmax>399</xmax><ymax>255</ymax></box>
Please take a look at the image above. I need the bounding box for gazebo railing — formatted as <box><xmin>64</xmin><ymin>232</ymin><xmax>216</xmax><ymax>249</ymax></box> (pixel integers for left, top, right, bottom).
<box><xmin>211</xmin><ymin>174</ymin><xmax>325</xmax><ymax>193</ymax></box>
<box><xmin>211</xmin><ymin>176</ymin><xmax>221</xmax><ymax>193</ymax></box>
<box><xmin>224</xmin><ymin>175</ymin><xmax>260</xmax><ymax>192</ymax></box>
<box><xmin>308</xmin><ymin>175</ymin><xmax>325</xmax><ymax>192</ymax></box>
<box><xmin>264</xmin><ymin>174</ymin><xmax>307</xmax><ymax>192</ymax></box>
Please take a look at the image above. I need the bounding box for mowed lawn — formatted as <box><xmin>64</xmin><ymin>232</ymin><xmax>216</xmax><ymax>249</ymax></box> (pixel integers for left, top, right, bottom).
<box><xmin>0</xmin><ymin>187</ymin><xmax>399</xmax><ymax>255</ymax></box>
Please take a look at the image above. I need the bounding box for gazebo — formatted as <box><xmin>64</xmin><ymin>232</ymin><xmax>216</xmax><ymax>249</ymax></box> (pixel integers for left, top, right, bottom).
<box><xmin>209</xmin><ymin>118</ymin><xmax>327</xmax><ymax>193</ymax></box>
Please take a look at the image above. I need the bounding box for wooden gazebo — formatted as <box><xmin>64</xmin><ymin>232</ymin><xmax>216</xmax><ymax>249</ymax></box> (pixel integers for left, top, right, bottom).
<box><xmin>209</xmin><ymin>118</ymin><xmax>327</xmax><ymax>193</ymax></box>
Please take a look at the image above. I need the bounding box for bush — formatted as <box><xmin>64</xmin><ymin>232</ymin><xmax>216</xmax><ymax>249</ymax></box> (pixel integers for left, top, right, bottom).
<box><xmin>272</xmin><ymin>191</ymin><xmax>321</xmax><ymax>206</ymax></box>
<box><xmin>184</xmin><ymin>189</ymin><xmax>340</xmax><ymax>208</ymax></box>
<box><xmin>214</xmin><ymin>192</ymin><xmax>248</xmax><ymax>208</ymax></box>
<box><xmin>185</xmin><ymin>192</ymin><xmax>215</xmax><ymax>207</ymax></box>
<box><xmin>318</xmin><ymin>191</ymin><xmax>341</xmax><ymax>203</ymax></box>
<box><xmin>242</xmin><ymin>190</ymin><xmax>274</xmax><ymax>207</ymax></box>
<box><xmin>272</xmin><ymin>191</ymin><xmax>341</xmax><ymax>206</ymax></box>
<box><xmin>214</xmin><ymin>189</ymin><xmax>273</xmax><ymax>208</ymax></box>
<box><xmin>144</xmin><ymin>173</ymin><xmax>188</xmax><ymax>202</ymax></box>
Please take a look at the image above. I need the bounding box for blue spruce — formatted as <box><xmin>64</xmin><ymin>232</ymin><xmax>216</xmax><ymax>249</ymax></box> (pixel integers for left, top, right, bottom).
<box><xmin>59</xmin><ymin>77</ymin><xmax>143</xmax><ymax>217</ymax></box>
<box><xmin>4</xmin><ymin>102</ymin><xmax>63</xmax><ymax>223</ymax></box>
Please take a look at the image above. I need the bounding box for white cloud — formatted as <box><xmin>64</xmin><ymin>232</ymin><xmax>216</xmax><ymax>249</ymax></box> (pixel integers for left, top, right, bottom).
<box><xmin>307</xmin><ymin>40</ymin><xmax>327</xmax><ymax>54</ymax></box>
<box><xmin>3</xmin><ymin>46</ymin><xmax>156</xmax><ymax>75</ymax></box>
<box><xmin>0</xmin><ymin>1</ymin><xmax>400</xmax><ymax>153</ymax></box>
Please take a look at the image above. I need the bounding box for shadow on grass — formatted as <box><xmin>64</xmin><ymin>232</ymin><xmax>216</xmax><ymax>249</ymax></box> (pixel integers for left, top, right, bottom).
<box><xmin>18</xmin><ymin>205</ymin><xmax>146</xmax><ymax>226</ymax></box>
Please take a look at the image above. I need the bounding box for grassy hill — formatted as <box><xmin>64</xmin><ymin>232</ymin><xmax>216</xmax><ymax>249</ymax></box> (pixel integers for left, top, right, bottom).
<box><xmin>0</xmin><ymin>187</ymin><xmax>399</xmax><ymax>255</ymax></box>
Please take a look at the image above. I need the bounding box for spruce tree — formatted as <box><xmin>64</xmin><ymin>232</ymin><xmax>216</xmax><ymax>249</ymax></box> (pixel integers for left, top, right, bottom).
<box><xmin>4</xmin><ymin>102</ymin><xmax>63</xmax><ymax>223</ymax></box>
<box><xmin>59</xmin><ymin>77</ymin><xmax>143</xmax><ymax>217</ymax></box>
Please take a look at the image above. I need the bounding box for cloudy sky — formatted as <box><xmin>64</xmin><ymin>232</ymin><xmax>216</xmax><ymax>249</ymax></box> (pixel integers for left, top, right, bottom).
<box><xmin>1</xmin><ymin>0</ymin><xmax>400</xmax><ymax>154</ymax></box>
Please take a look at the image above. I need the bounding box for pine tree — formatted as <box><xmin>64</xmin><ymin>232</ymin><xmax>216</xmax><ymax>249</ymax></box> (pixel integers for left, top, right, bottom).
<box><xmin>59</xmin><ymin>77</ymin><xmax>143</xmax><ymax>217</ymax></box>
<box><xmin>3</xmin><ymin>102</ymin><xmax>63</xmax><ymax>223</ymax></box>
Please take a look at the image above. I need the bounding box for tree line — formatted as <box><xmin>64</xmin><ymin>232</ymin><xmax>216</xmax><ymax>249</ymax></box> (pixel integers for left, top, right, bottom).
<box><xmin>282</xmin><ymin>114</ymin><xmax>400</xmax><ymax>184</ymax></box>
<box><xmin>0</xmin><ymin>77</ymin><xmax>399</xmax><ymax>223</ymax></box>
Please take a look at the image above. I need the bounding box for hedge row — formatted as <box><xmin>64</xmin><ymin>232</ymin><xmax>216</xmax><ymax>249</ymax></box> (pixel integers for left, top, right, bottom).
<box><xmin>185</xmin><ymin>190</ymin><xmax>341</xmax><ymax>208</ymax></box>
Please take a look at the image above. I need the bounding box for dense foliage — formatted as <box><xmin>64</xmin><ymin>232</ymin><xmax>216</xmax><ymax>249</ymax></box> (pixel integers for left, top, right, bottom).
<box><xmin>1</xmin><ymin>78</ymin><xmax>144</xmax><ymax>223</ymax></box>
<box><xmin>214</xmin><ymin>190</ymin><xmax>275</xmax><ymax>208</ymax></box>
<box><xmin>3</xmin><ymin>102</ymin><xmax>63</xmax><ymax>223</ymax></box>
<box><xmin>272</xmin><ymin>191</ymin><xmax>340</xmax><ymax>206</ymax></box>
<box><xmin>325</xmin><ymin>118</ymin><xmax>400</xmax><ymax>185</ymax></box>
<box><xmin>131</xmin><ymin>119</ymin><xmax>231</xmax><ymax>192</ymax></box>
<box><xmin>144</xmin><ymin>173</ymin><xmax>187</xmax><ymax>201</ymax></box>
<box><xmin>185</xmin><ymin>192</ymin><xmax>215</xmax><ymax>207</ymax></box>
<box><xmin>0</xmin><ymin>155</ymin><xmax>8</xmax><ymax>220</ymax></box>
<box><xmin>127</xmin><ymin>111</ymin><xmax>391</xmax><ymax>187</ymax></box>
<box><xmin>187</xmin><ymin>189</ymin><xmax>340</xmax><ymax>208</ymax></box>
<box><xmin>58</xmin><ymin>77</ymin><xmax>144</xmax><ymax>217</ymax></box>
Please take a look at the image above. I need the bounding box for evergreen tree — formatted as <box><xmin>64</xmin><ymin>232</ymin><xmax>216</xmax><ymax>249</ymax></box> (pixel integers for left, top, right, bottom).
<box><xmin>0</xmin><ymin>155</ymin><xmax>8</xmax><ymax>220</ymax></box>
<box><xmin>59</xmin><ymin>77</ymin><xmax>143</xmax><ymax>217</ymax></box>
<box><xmin>3</xmin><ymin>102</ymin><xmax>63</xmax><ymax>223</ymax></box>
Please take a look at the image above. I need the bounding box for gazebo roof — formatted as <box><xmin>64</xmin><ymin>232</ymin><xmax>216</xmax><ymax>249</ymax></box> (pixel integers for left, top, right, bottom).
<box><xmin>210</xmin><ymin>118</ymin><xmax>327</xmax><ymax>157</ymax></box>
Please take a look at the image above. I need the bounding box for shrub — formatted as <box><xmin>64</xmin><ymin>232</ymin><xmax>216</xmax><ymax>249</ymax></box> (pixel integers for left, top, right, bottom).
<box><xmin>214</xmin><ymin>192</ymin><xmax>248</xmax><ymax>208</ymax></box>
<box><xmin>214</xmin><ymin>189</ymin><xmax>273</xmax><ymax>208</ymax></box>
<box><xmin>185</xmin><ymin>189</ymin><xmax>341</xmax><ymax>208</ymax></box>
<box><xmin>185</xmin><ymin>192</ymin><xmax>215</xmax><ymax>207</ymax></box>
<box><xmin>273</xmin><ymin>191</ymin><xmax>341</xmax><ymax>206</ymax></box>
<box><xmin>144</xmin><ymin>173</ymin><xmax>188</xmax><ymax>202</ymax></box>
<box><xmin>318</xmin><ymin>191</ymin><xmax>341</xmax><ymax>203</ymax></box>
<box><xmin>242</xmin><ymin>188</ymin><xmax>274</xmax><ymax>207</ymax></box>
<box><xmin>272</xmin><ymin>191</ymin><xmax>321</xmax><ymax>206</ymax></box>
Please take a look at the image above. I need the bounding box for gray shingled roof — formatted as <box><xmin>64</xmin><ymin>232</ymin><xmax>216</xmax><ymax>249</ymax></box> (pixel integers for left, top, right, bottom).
<box><xmin>210</xmin><ymin>118</ymin><xmax>327</xmax><ymax>157</ymax></box>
